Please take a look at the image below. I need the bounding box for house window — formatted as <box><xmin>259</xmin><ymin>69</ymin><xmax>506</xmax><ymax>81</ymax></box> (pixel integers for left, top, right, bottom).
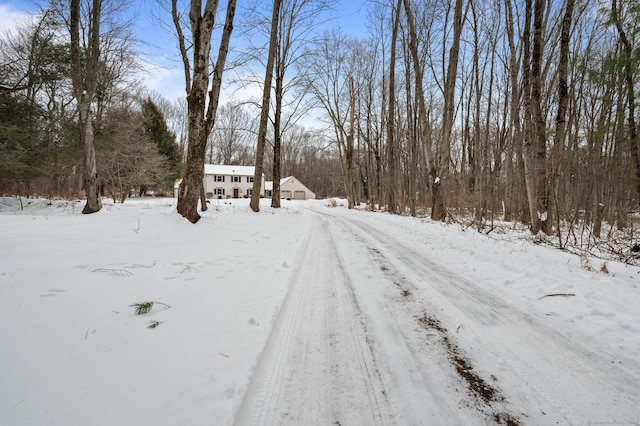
<box><xmin>214</xmin><ymin>188</ymin><xmax>225</xmax><ymax>195</ymax></box>
<box><xmin>214</xmin><ymin>175</ymin><xmax>224</xmax><ymax>182</ymax></box>
<box><xmin>247</xmin><ymin>176</ymin><xmax>254</xmax><ymax>183</ymax></box>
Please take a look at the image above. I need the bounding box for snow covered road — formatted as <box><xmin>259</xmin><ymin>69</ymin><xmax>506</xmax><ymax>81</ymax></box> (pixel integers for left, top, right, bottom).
<box><xmin>235</xmin><ymin>211</ymin><xmax>394</xmax><ymax>425</ymax></box>
<box><xmin>235</xmin><ymin>207</ymin><xmax>507</xmax><ymax>425</ymax></box>
<box><xmin>237</xmin><ymin>202</ymin><xmax>640</xmax><ymax>425</ymax></box>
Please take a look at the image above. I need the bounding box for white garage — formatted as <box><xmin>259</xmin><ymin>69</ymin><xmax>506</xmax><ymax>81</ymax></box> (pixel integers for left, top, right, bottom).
<box><xmin>265</xmin><ymin>176</ymin><xmax>316</xmax><ymax>200</ymax></box>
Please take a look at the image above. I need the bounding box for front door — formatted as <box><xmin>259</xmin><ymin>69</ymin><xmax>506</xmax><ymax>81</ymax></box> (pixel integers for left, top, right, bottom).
<box><xmin>233</xmin><ymin>188</ymin><xmax>239</xmax><ymax>199</ymax></box>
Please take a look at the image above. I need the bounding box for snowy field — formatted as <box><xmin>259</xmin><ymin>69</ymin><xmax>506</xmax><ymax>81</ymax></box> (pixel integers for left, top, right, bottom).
<box><xmin>1</xmin><ymin>197</ymin><xmax>639</xmax><ymax>425</ymax></box>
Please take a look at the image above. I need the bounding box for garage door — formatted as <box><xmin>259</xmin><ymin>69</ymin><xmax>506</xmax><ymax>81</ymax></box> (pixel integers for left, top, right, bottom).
<box><xmin>294</xmin><ymin>190</ymin><xmax>306</xmax><ymax>200</ymax></box>
<box><xmin>281</xmin><ymin>190</ymin><xmax>293</xmax><ymax>199</ymax></box>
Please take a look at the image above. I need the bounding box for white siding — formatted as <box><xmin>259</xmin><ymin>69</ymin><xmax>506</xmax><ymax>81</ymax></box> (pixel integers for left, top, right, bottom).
<box><xmin>280</xmin><ymin>177</ymin><xmax>315</xmax><ymax>200</ymax></box>
<box><xmin>203</xmin><ymin>165</ymin><xmax>264</xmax><ymax>198</ymax></box>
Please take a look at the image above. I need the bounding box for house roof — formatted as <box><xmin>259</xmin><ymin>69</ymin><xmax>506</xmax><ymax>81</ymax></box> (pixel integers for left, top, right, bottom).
<box><xmin>265</xmin><ymin>177</ymin><xmax>292</xmax><ymax>191</ymax></box>
<box><xmin>204</xmin><ymin>164</ymin><xmax>258</xmax><ymax>176</ymax></box>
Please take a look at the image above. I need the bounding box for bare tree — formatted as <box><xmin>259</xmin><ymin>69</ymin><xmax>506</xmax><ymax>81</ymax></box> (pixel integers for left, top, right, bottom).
<box><xmin>173</xmin><ymin>0</ymin><xmax>237</xmax><ymax>223</ymax></box>
<box><xmin>208</xmin><ymin>102</ymin><xmax>257</xmax><ymax>165</ymax></box>
<box><xmin>166</xmin><ymin>96</ymin><xmax>189</xmax><ymax>158</ymax></box>
<box><xmin>432</xmin><ymin>0</ymin><xmax>466</xmax><ymax>221</ymax></box>
<box><xmin>549</xmin><ymin>0</ymin><xmax>575</xmax><ymax>237</ymax></box>
<box><xmin>403</xmin><ymin>0</ymin><xmax>434</xmax><ymax>205</ymax></box>
<box><xmin>269</xmin><ymin>0</ymin><xmax>330</xmax><ymax>207</ymax></box>
<box><xmin>250</xmin><ymin>0</ymin><xmax>283</xmax><ymax>212</ymax></box>
<box><xmin>70</xmin><ymin>0</ymin><xmax>102</xmax><ymax>214</ymax></box>
<box><xmin>504</xmin><ymin>0</ymin><xmax>524</xmax><ymax>223</ymax></box>
<box><xmin>386</xmin><ymin>0</ymin><xmax>402</xmax><ymax>214</ymax></box>
<box><xmin>521</xmin><ymin>0</ymin><xmax>549</xmax><ymax>234</ymax></box>
<box><xmin>611</xmin><ymin>0</ymin><xmax>639</xmax><ymax>204</ymax></box>
<box><xmin>300</xmin><ymin>30</ymin><xmax>359</xmax><ymax>208</ymax></box>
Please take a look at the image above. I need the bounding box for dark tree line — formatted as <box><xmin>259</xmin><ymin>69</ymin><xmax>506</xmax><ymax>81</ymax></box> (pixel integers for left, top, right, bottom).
<box><xmin>294</xmin><ymin>0</ymin><xmax>640</xmax><ymax>241</ymax></box>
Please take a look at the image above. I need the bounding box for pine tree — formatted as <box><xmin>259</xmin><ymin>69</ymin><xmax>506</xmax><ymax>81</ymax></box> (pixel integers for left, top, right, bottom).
<box><xmin>0</xmin><ymin>91</ymin><xmax>47</xmax><ymax>186</ymax></box>
<box><xmin>141</xmin><ymin>97</ymin><xmax>182</xmax><ymax>188</ymax></box>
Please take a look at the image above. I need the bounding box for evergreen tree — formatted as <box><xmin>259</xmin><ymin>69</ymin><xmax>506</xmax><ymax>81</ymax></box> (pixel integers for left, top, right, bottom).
<box><xmin>141</xmin><ymin>97</ymin><xmax>182</xmax><ymax>188</ymax></box>
<box><xmin>0</xmin><ymin>90</ymin><xmax>48</xmax><ymax>189</ymax></box>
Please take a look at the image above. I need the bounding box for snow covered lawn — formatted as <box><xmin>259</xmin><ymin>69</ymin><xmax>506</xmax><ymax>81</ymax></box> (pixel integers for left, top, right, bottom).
<box><xmin>1</xmin><ymin>197</ymin><xmax>639</xmax><ymax>425</ymax></box>
<box><xmin>0</xmin><ymin>198</ymin><xmax>308</xmax><ymax>425</ymax></box>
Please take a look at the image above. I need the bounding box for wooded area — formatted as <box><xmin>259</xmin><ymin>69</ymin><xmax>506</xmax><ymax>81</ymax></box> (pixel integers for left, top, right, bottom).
<box><xmin>1</xmin><ymin>0</ymin><xmax>639</xmax><ymax>240</ymax></box>
<box><xmin>301</xmin><ymin>0</ymin><xmax>640</xmax><ymax>244</ymax></box>
<box><xmin>0</xmin><ymin>0</ymin><xmax>182</xmax><ymax>205</ymax></box>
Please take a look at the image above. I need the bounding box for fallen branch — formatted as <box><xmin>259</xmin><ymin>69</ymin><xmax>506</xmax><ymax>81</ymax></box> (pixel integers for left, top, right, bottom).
<box><xmin>538</xmin><ymin>293</ymin><xmax>576</xmax><ymax>300</ymax></box>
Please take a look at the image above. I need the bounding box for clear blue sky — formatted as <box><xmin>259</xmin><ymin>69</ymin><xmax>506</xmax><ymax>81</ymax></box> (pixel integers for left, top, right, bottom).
<box><xmin>0</xmin><ymin>0</ymin><xmax>368</xmax><ymax>37</ymax></box>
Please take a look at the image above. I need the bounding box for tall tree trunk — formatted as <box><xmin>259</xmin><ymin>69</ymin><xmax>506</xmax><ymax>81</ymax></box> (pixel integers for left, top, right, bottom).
<box><xmin>522</xmin><ymin>0</ymin><xmax>548</xmax><ymax>234</ymax></box>
<box><xmin>469</xmin><ymin>0</ymin><xmax>479</xmax><ymax>202</ymax></box>
<box><xmin>505</xmin><ymin>0</ymin><xmax>523</xmax><ymax>222</ymax></box>
<box><xmin>70</xmin><ymin>0</ymin><xmax>102</xmax><ymax>214</ymax></box>
<box><xmin>175</xmin><ymin>0</ymin><xmax>237</xmax><ymax>223</ymax></box>
<box><xmin>531</xmin><ymin>0</ymin><xmax>548</xmax><ymax>234</ymax></box>
<box><xmin>251</xmin><ymin>0</ymin><xmax>282</xmax><ymax>212</ymax></box>
<box><xmin>271</xmin><ymin>5</ymin><xmax>287</xmax><ymax>209</ymax></box>
<box><xmin>403</xmin><ymin>43</ymin><xmax>417</xmax><ymax>216</ymax></box>
<box><xmin>549</xmin><ymin>0</ymin><xmax>574</xmax><ymax>240</ymax></box>
<box><xmin>346</xmin><ymin>75</ymin><xmax>356</xmax><ymax>209</ymax></box>
<box><xmin>611</xmin><ymin>0</ymin><xmax>639</xmax><ymax>204</ymax></box>
<box><xmin>432</xmin><ymin>0</ymin><xmax>465</xmax><ymax>221</ymax></box>
<box><xmin>403</xmin><ymin>0</ymin><xmax>434</xmax><ymax>206</ymax></box>
<box><xmin>271</xmin><ymin>73</ymin><xmax>283</xmax><ymax>208</ymax></box>
<box><xmin>591</xmin><ymin>88</ymin><xmax>613</xmax><ymax>238</ymax></box>
<box><xmin>483</xmin><ymin>32</ymin><xmax>497</xmax><ymax>223</ymax></box>
<box><xmin>386</xmin><ymin>0</ymin><xmax>402</xmax><ymax>213</ymax></box>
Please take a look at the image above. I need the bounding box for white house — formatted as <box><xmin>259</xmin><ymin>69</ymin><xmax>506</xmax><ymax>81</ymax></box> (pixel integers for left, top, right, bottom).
<box><xmin>174</xmin><ymin>165</ymin><xmax>265</xmax><ymax>199</ymax></box>
<box><xmin>265</xmin><ymin>176</ymin><xmax>316</xmax><ymax>200</ymax></box>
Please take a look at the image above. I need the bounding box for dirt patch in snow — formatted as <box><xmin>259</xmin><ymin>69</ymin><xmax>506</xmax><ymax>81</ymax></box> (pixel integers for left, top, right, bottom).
<box><xmin>417</xmin><ymin>314</ymin><xmax>522</xmax><ymax>426</ymax></box>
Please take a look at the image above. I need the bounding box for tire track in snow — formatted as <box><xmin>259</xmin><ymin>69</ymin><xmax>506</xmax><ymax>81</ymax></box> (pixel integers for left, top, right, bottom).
<box><xmin>318</xmin><ymin>208</ymin><xmax>640</xmax><ymax>424</ymax></box>
<box><xmin>308</xmin><ymin>209</ymin><xmax>490</xmax><ymax>425</ymax></box>
<box><xmin>233</xmin><ymin>213</ymin><xmax>393</xmax><ymax>426</ymax></box>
